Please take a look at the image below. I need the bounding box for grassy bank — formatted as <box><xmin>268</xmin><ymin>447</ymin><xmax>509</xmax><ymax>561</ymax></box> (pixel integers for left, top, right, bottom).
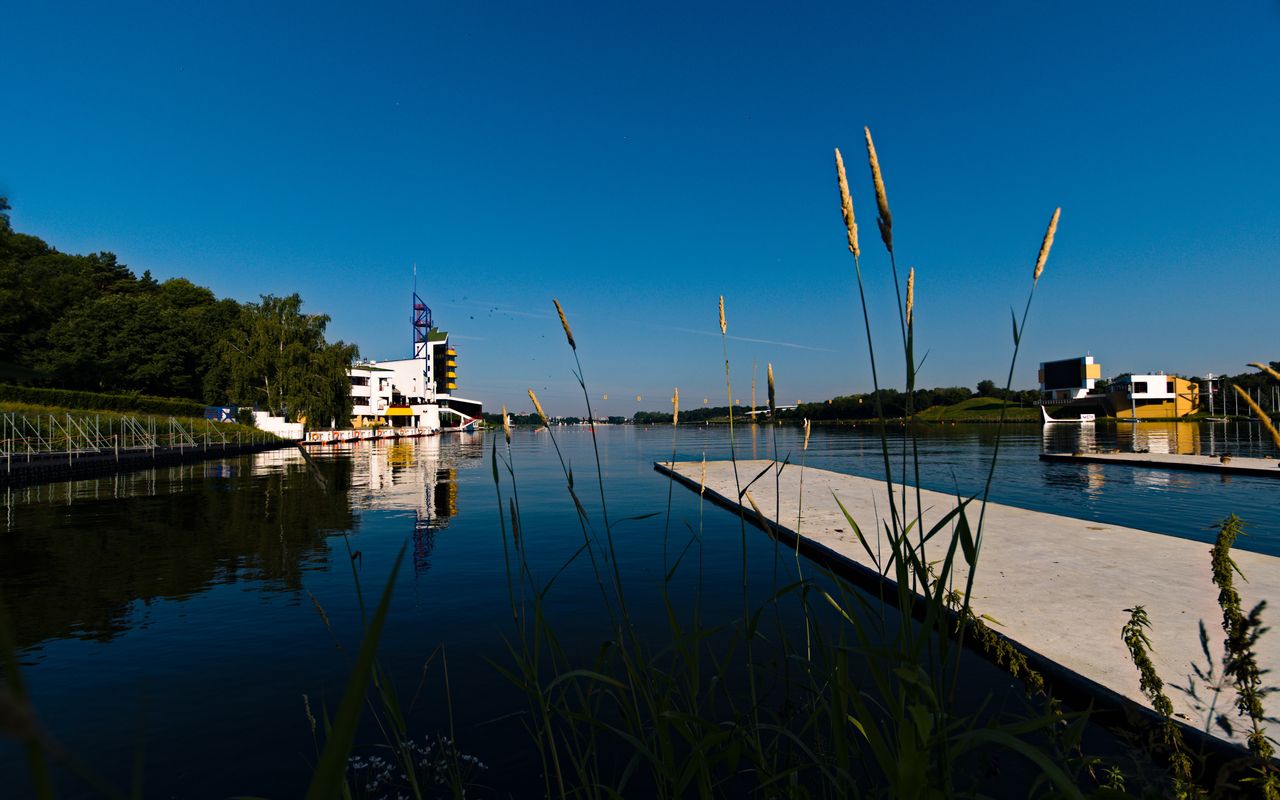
<box><xmin>913</xmin><ymin>396</ymin><xmax>1040</xmax><ymax>422</ymax></box>
<box><xmin>0</xmin><ymin>383</ymin><xmax>207</xmax><ymax>417</ymax></box>
<box><xmin>0</xmin><ymin>400</ymin><xmax>270</xmax><ymax>441</ymax></box>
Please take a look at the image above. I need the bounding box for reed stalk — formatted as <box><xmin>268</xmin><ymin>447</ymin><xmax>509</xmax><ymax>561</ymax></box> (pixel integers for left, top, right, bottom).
<box><xmin>551</xmin><ymin>299</ymin><xmax>629</xmax><ymax>625</ymax></box>
<box><xmin>527</xmin><ymin>387</ymin><xmax>615</xmax><ymax>625</ymax></box>
<box><xmin>954</xmin><ymin>207</ymin><xmax>1060</xmax><ymax>689</ymax></box>
<box><xmin>1233</xmin><ymin>384</ymin><xmax>1280</xmax><ymax>450</ymax></box>
<box><xmin>862</xmin><ymin>129</ymin><xmax>924</xmax><ymax>595</ymax></box>
<box><xmin>833</xmin><ymin>147</ymin><xmax>901</xmax><ymax>535</ymax></box>
<box><xmin>1248</xmin><ymin>361</ymin><xmax>1280</xmax><ymax>384</ymax></box>
<box><xmin>716</xmin><ymin>295</ymin><xmax>766</xmax><ymax>768</ymax></box>
<box><xmin>663</xmin><ymin>387</ymin><xmax>679</xmax><ymax>574</ymax></box>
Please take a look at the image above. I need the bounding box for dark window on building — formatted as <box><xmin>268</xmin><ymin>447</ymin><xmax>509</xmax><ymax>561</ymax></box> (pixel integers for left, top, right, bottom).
<box><xmin>1042</xmin><ymin>359</ymin><xmax>1086</xmax><ymax>390</ymax></box>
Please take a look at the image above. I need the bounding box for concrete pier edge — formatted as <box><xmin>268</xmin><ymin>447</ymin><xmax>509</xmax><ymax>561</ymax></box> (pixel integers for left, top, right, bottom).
<box><xmin>654</xmin><ymin>459</ymin><xmax>1257</xmax><ymax>766</ymax></box>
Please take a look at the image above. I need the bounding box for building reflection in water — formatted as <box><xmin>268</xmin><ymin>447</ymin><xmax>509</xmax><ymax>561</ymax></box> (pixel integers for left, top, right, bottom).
<box><xmin>1084</xmin><ymin>463</ymin><xmax>1105</xmax><ymax>495</ymax></box>
<box><xmin>345</xmin><ymin>435</ymin><xmax>483</xmax><ymax>575</ymax></box>
<box><xmin>1043</xmin><ymin>420</ymin><xmax>1209</xmax><ymax>457</ymax></box>
<box><xmin>1</xmin><ymin>436</ymin><xmax>487</xmax><ymax>650</ymax></box>
<box><xmin>1116</xmin><ymin>421</ymin><xmax>1200</xmax><ymax>455</ymax></box>
<box><xmin>1042</xmin><ymin>423</ymin><xmax>1097</xmax><ymax>455</ymax></box>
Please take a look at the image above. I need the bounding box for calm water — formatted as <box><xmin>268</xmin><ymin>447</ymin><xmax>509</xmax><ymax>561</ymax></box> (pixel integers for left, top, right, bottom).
<box><xmin>1</xmin><ymin>422</ymin><xmax>1276</xmax><ymax>797</ymax></box>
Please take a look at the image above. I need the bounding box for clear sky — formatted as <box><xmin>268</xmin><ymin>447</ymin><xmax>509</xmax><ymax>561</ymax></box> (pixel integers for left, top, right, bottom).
<box><xmin>3</xmin><ymin>1</ymin><xmax>1278</xmax><ymax>415</ymax></box>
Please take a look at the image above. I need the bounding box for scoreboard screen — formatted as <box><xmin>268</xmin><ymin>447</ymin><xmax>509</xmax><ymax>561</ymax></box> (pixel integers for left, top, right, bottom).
<box><xmin>1042</xmin><ymin>359</ymin><xmax>1085</xmax><ymax>390</ymax></box>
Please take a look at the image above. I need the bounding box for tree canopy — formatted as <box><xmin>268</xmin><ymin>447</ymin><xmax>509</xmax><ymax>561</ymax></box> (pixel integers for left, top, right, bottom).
<box><xmin>0</xmin><ymin>199</ymin><xmax>357</xmax><ymax>424</ymax></box>
<box><xmin>216</xmin><ymin>294</ymin><xmax>358</xmax><ymax>425</ymax></box>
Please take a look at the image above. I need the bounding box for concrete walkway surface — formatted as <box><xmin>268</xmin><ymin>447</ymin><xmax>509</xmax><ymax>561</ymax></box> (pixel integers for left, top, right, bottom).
<box><xmin>657</xmin><ymin>458</ymin><xmax>1280</xmax><ymax>748</ymax></box>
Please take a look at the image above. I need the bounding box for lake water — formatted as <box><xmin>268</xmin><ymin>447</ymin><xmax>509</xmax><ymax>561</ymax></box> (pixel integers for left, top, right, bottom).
<box><xmin>2</xmin><ymin>422</ymin><xmax>1276</xmax><ymax>797</ymax></box>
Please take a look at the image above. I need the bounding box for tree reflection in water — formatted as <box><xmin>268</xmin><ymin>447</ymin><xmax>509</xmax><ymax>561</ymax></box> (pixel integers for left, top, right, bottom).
<box><xmin>1</xmin><ymin>449</ymin><xmax>354</xmax><ymax>650</ymax></box>
<box><xmin>0</xmin><ymin>435</ymin><xmax>481</xmax><ymax>653</ymax></box>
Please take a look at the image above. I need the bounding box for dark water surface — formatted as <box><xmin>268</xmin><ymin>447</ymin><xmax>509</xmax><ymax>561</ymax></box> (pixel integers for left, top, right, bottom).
<box><xmin>1</xmin><ymin>422</ymin><xmax>1276</xmax><ymax>797</ymax></box>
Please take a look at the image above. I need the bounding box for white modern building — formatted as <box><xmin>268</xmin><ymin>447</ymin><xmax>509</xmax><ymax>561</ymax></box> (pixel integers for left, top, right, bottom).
<box><xmin>1038</xmin><ymin>355</ymin><xmax>1102</xmax><ymax>402</ymax></box>
<box><xmin>1108</xmin><ymin>372</ymin><xmax>1199</xmax><ymax>418</ymax></box>
<box><xmin>347</xmin><ymin>293</ymin><xmax>484</xmax><ymax>431</ymax></box>
<box><xmin>1039</xmin><ymin>354</ymin><xmax>1198</xmax><ymax>418</ymax></box>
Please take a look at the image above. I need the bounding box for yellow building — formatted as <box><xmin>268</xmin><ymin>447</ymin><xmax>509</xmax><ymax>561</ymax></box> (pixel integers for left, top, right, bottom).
<box><xmin>1106</xmin><ymin>373</ymin><xmax>1199</xmax><ymax>419</ymax></box>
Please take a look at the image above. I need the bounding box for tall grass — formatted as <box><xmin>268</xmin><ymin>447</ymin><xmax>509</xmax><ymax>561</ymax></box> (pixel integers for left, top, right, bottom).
<box><xmin>16</xmin><ymin>135</ymin><xmax>1271</xmax><ymax>798</ymax></box>
<box><xmin>481</xmin><ymin>132</ymin><xmax>1092</xmax><ymax>798</ymax></box>
<box><xmin>1120</xmin><ymin>512</ymin><xmax>1280</xmax><ymax>798</ymax></box>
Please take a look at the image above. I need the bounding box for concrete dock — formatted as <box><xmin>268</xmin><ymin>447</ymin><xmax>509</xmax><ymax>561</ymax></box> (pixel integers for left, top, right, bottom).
<box><xmin>657</xmin><ymin>459</ymin><xmax>1280</xmax><ymax>747</ymax></box>
<box><xmin>1041</xmin><ymin>451</ymin><xmax>1280</xmax><ymax>478</ymax></box>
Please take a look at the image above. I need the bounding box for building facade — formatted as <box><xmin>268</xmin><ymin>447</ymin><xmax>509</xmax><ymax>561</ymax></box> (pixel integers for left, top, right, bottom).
<box><xmin>1039</xmin><ymin>354</ymin><xmax>1199</xmax><ymax>418</ymax></box>
<box><xmin>1038</xmin><ymin>355</ymin><xmax>1102</xmax><ymax>402</ymax></box>
<box><xmin>1106</xmin><ymin>373</ymin><xmax>1199</xmax><ymax>419</ymax></box>
<box><xmin>347</xmin><ymin>292</ymin><xmax>483</xmax><ymax>430</ymax></box>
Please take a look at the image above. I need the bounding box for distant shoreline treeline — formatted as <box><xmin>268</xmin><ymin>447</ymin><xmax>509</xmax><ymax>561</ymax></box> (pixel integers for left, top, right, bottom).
<box><xmin>632</xmin><ymin>384</ymin><xmax>1039</xmax><ymax>425</ymax></box>
<box><xmin>0</xmin><ymin>199</ymin><xmax>355</xmax><ymax>425</ymax></box>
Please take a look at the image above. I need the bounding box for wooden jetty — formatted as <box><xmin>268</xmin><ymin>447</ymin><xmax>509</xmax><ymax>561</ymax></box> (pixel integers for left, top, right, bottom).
<box><xmin>1041</xmin><ymin>450</ymin><xmax>1280</xmax><ymax>478</ymax></box>
<box><xmin>656</xmin><ymin>459</ymin><xmax>1280</xmax><ymax>749</ymax></box>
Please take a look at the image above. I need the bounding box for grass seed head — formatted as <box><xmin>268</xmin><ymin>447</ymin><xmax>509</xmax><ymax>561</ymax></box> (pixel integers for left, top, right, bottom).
<box><xmin>1033</xmin><ymin>208</ymin><xmax>1061</xmax><ymax>281</ymax></box>
<box><xmin>718</xmin><ymin>295</ymin><xmax>726</xmax><ymax>335</ymax></box>
<box><xmin>864</xmin><ymin>127</ymin><xmax>893</xmax><ymax>253</ymax></box>
<box><xmin>905</xmin><ymin>266</ymin><xmax>915</xmax><ymax>327</ymax></box>
<box><xmin>803</xmin><ymin>418</ymin><xmax>811</xmax><ymax>451</ymax></box>
<box><xmin>1248</xmin><ymin>361</ymin><xmax>1280</xmax><ymax>383</ymax></box>
<box><xmin>303</xmin><ymin>694</ymin><xmax>317</xmax><ymax>735</ymax></box>
<box><xmin>528</xmin><ymin>388</ymin><xmax>547</xmax><ymax>426</ymax></box>
<box><xmin>834</xmin><ymin>148</ymin><xmax>859</xmax><ymax>257</ymax></box>
<box><xmin>672</xmin><ymin>387</ymin><xmax>679</xmax><ymax>426</ymax></box>
<box><xmin>552</xmin><ymin>298</ymin><xmax>576</xmax><ymax>350</ymax></box>
<box><xmin>699</xmin><ymin>454</ymin><xmax>707</xmax><ymax>495</ymax></box>
<box><xmin>767</xmin><ymin>363</ymin><xmax>776</xmax><ymax>415</ymax></box>
<box><xmin>744</xmin><ymin>490</ymin><xmax>769</xmax><ymax>529</ymax></box>
<box><xmin>501</xmin><ymin>403</ymin><xmax>511</xmax><ymax>443</ymax></box>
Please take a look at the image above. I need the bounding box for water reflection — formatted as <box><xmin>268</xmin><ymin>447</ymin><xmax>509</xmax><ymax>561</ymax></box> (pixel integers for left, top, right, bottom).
<box><xmin>1041</xmin><ymin>461</ymin><xmax>1110</xmax><ymax>497</ymax></box>
<box><xmin>1040</xmin><ymin>419</ymin><xmax>1277</xmax><ymax>458</ymax></box>
<box><xmin>341</xmin><ymin>435</ymin><xmax>485</xmax><ymax>574</ymax></box>
<box><xmin>0</xmin><ymin>450</ymin><xmax>356</xmax><ymax>651</ymax></box>
<box><xmin>0</xmin><ymin>436</ymin><xmax>491</xmax><ymax>652</ymax></box>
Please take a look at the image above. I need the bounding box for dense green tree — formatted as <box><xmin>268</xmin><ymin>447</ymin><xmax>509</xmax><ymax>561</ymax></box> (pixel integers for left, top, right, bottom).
<box><xmin>37</xmin><ymin>280</ymin><xmax>242</xmax><ymax>399</ymax></box>
<box><xmin>218</xmin><ymin>293</ymin><xmax>357</xmax><ymax>426</ymax></box>
<box><xmin>0</xmin><ymin>200</ymin><xmax>356</xmax><ymax>418</ymax></box>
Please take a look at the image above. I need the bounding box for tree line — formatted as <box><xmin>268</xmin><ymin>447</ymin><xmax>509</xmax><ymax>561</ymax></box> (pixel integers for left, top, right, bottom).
<box><xmin>630</xmin><ymin>384</ymin><xmax>1042</xmax><ymax>424</ymax></box>
<box><xmin>0</xmin><ymin>199</ymin><xmax>356</xmax><ymax>425</ymax></box>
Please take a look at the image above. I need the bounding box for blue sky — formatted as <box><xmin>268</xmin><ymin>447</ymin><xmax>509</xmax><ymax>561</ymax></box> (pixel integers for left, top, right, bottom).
<box><xmin>3</xmin><ymin>1</ymin><xmax>1278</xmax><ymax>415</ymax></box>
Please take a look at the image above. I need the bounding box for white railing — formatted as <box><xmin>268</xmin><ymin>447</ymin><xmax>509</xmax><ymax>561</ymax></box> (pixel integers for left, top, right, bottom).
<box><xmin>1</xmin><ymin>413</ymin><xmax>277</xmax><ymax>472</ymax></box>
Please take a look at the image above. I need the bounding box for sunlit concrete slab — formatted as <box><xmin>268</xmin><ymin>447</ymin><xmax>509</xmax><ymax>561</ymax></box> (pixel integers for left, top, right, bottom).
<box><xmin>656</xmin><ymin>458</ymin><xmax>1280</xmax><ymax>748</ymax></box>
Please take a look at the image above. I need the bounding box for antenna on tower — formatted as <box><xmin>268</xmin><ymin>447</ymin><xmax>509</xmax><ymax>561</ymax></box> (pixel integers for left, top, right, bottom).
<box><xmin>412</xmin><ymin>266</ymin><xmax>432</xmax><ymax>360</ymax></box>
